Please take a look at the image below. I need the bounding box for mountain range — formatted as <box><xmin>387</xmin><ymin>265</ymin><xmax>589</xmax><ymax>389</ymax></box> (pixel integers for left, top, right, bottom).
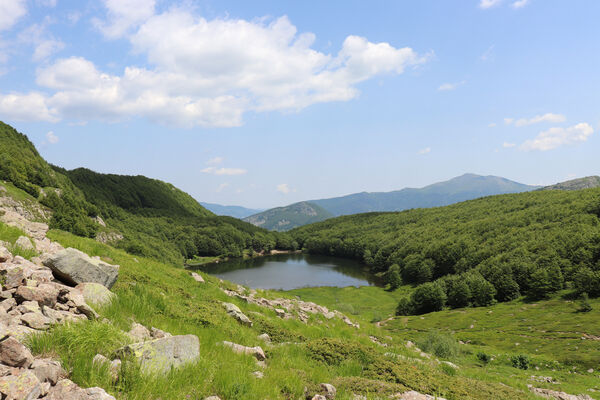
<box><xmin>242</xmin><ymin>173</ymin><xmax>539</xmax><ymax>231</ymax></box>
<box><xmin>199</xmin><ymin>202</ymin><xmax>263</xmax><ymax>219</ymax></box>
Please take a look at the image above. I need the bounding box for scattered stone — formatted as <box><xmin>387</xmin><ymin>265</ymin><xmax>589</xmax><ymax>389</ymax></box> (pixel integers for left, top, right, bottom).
<box><xmin>62</xmin><ymin>290</ymin><xmax>99</xmax><ymax>320</ymax></box>
<box><xmin>441</xmin><ymin>361</ymin><xmax>458</xmax><ymax>370</ymax></box>
<box><xmin>528</xmin><ymin>385</ymin><xmax>594</xmax><ymax>400</ymax></box>
<box><xmin>115</xmin><ymin>335</ymin><xmax>200</xmax><ymax>375</ymax></box>
<box><xmin>20</xmin><ymin>311</ymin><xmax>54</xmax><ymax>330</ymax></box>
<box><xmin>191</xmin><ymin>272</ymin><xmax>205</xmax><ymax>283</ymax></box>
<box><xmin>352</xmin><ymin>395</ymin><xmax>367</xmax><ymax>400</ymax></box>
<box><xmin>150</xmin><ymin>327</ymin><xmax>172</xmax><ymax>339</ymax></box>
<box><xmin>15</xmin><ymin>236</ymin><xmax>35</xmax><ymax>251</ymax></box>
<box><xmin>0</xmin><ymin>246</ymin><xmax>11</xmax><ymax>263</ymax></box>
<box><xmin>30</xmin><ymin>358</ymin><xmax>66</xmax><ymax>385</ymax></box>
<box><xmin>128</xmin><ymin>322</ymin><xmax>152</xmax><ymax>342</ymax></box>
<box><xmin>17</xmin><ymin>301</ymin><xmax>40</xmax><ymax>314</ymax></box>
<box><xmin>2</xmin><ymin>266</ymin><xmax>26</xmax><ymax>289</ymax></box>
<box><xmin>43</xmin><ymin>248</ymin><xmax>119</xmax><ymax>289</ymax></box>
<box><xmin>275</xmin><ymin>308</ymin><xmax>286</xmax><ymax>318</ymax></box>
<box><xmin>221</xmin><ymin>341</ymin><xmax>266</xmax><ymax>361</ymax></box>
<box><xmin>258</xmin><ymin>333</ymin><xmax>271</xmax><ymax>343</ymax></box>
<box><xmin>312</xmin><ymin>396</ymin><xmax>327</xmax><ymax>400</ymax></box>
<box><xmin>397</xmin><ymin>391</ymin><xmax>448</xmax><ymax>400</ymax></box>
<box><xmin>4</xmin><ymin>324</ymin><xmax>36</xmax><ymax>342</ymax></box>
<box><xmin>75</xmin><ymin>283</ymin><xmax>115</xmax><ymax>307</ymax></box>
<box><xmin>319</xmin><ymin>383</ymin><xmax>336</xmax><ymax>399</ymax></box>
<box><xmin>530</xmin><ymin>376</ymin><xmax>557</xmax><ymax>383</ymax></box>
<box><xmin>222</xmin><ymin>302</ymin><xmax>252</xmax><ymax>327</ymax></box>
<box><xmin>252</xmin><ymin>371</ymin><xmax>264</xmax><ymax>379</ymax></box>
<box><xmin>255</xmin><ymin>360</ymin><xmax>267</xmax><ymax>369</ymax></box>
<box><xmin>204</xmin><ymin>396</ymin><xmax>221</xmax><ymax>400</ymax></box>
<box><xmin>93</xmin><ymin>354</ymin><xmax>120</xmax><ymax>381</ymax></box>
<box><xmin>0</xmin><ymin>369</ymin><xmax>42</xmax><ymax>400</ymax></box>
<box><xmin>46</xmin><ymin>379</ymin><xmax>116</xmax><ymax>400</ymax></box>
<box><xmin>0</xmin><ymin>336</ymin><xmax>33</xmax><ymax>367</ymax></box>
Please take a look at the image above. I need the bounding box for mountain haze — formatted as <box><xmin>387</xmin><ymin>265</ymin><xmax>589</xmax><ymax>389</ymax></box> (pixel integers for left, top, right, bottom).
<box><xmin>245</xmin><ymin>174</ymin><xmax>538</xmax><ymax>230</ymax></box>
<box><xmin>200</xmin><ymin>202</ymin><xmax>263</xmax><ymax>218</ymax></box>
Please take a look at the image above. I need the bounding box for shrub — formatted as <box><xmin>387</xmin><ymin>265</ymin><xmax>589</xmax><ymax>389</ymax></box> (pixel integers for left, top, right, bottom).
<box><xmin>477</xmin><ymin>352</ymin><xmax>491</xmax><ymax>365</ymax></box>
<box><xmin>417</xmin><ymin>331</ymin><xmax>460</xmax><ymax>360</ymax></box>
<box><xmin>395</xmin><ymin>297</ymin><xmax>414</xmax><ymax>316</ymax></box>
<box><xmin>465</xmin><ymin>273</ymin><xmax>496</xmax><ymax>307</ymax></box>
<box><xmin>411</xmin><ymin>282</ymin><xmax>446</xmax><ymax>314</ymax></box>
<box><xmin>385</xmin><ymin>264</ymin><xmax>402</xmax><ymax>290</ymax></box>
<box><xmin>305</xmin><ymin>338</ymin><xmax>372</xmax><ymax>365</ymax></box>
<box><xmin>446</xmin><ymin>279</ymin><xmax>471</xmax><ymax>309</ymax></box>
<box><xmin>511</xmin><ymin>354</ymin><xmax>530</xmax><ymax>370</ymax></box>
<box><xmin>402</xmin><ymin>254</ymin><xmax>434</xmax><ymax>284</ymax></box>
<box><xmin>573</xmin><ymin>267</ymin><xmax>600</xmax><ymax>297</ymax></box>
<box><xmin>577</xmin><ymin>293</ymin><xmax>593</xmax><ymax>313</ymax></box>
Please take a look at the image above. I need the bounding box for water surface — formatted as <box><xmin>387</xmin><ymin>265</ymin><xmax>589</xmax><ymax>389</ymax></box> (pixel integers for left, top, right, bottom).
<box><xmin>193</xmin><ymin>253</ymin><xmax>382</xmax><ymax>290</ymax></box>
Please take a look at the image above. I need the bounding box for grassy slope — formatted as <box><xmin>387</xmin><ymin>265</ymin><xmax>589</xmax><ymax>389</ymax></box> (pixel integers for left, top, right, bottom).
<box><xmin>26</xmin><ymin>229</ymin><xmax>538</xmax><ymax>400</ymax></box>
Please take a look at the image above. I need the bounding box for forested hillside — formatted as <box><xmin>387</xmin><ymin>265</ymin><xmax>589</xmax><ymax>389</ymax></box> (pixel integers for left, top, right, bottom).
<box><xmin>244</xmin><ymin>201</ymin><xmax>332</xmax><ymax>231</ymax></box>
<box><xmin>292</xmin><ymin>188</ymin><xmax>600</xmax><ymax>313</ymax></box>
<box><xmin>0</xmin><ymin>122</ymin><xmax>290</xmax><ymax>264</ymax></box>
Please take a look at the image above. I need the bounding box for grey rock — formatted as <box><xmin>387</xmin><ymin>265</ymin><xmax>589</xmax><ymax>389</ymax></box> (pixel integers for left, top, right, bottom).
<box><xmin>320</xmin><ymin>383</ymin><xmax>336</xmax><ymax>399</ymax></box>
<box><xmin>191</xmin><ymin>272</ymin><xmax>205</xmax><ymax>283</ymax></box>
<box><xmin>30</xmin><ymin>358</ymin><xmax>67</xmax><ymax>385</ymax></box>
<box><xmin>43</xmin><ymin>248</ymin><xmax>119</xmax><ymax>289</ymax></box>
<box><xmin>258</xmin><ymin>333</ymin><xmax>271</xmax><ymax>343</ymax></box>
<box><xmin>399</xmin><ymin>391</ymin><xmax>448</xmax><ymax>400</ymax></box>
<box><xmin>15</xmin><ymin>284</ymin><xmax>59</xmax><ymax>307</ymax></box>
<box><xmin>0</xmin><ymin>369</ymin><xmax>42</xmax><ymax>400</ymax></box>
<box><xmin>115</xmin><ymin>335</ymin><xmax>200</xmax><ymax>375</ymax></box>
<box><xmin>75</xmin><ymin>283</ymin><xmax>115</xmax><ymax>307</ymax></box>
<box><xmin>20</xmin><ymin>311</ymin><xmax>54</xmax><ymax>330</ymax></box>
<box><xmin>15</xmin><ymin>236</ymin><xmax>35</xmax><ymax>251</ymax></box>
<box><xmin>127</xmin><ymin>322</ymin><xmax>151</xmax><ymax>342</ymax></box>
<box><xmin>0</xmin><ymin>246</ymin><xmax>11</xmax><ymax>263</ymax></box>
<box><xmin>222</xmin><ymin>302</ymin><xmax>252</xmax><ymax>326</ymax></box>
<box><xmin>221</xmin><ymin>341</ymin><xmax>266</xmax><ymax>361</ymax></box>
<box><xmin>150</xmin><ymin>327</ymin><xmax>172</xmax><ymax>339</ymax></box>
<box><xmin>45</xmin><ymin>379</ymin><xmax>116</xmax><ymax>400</ymax></box>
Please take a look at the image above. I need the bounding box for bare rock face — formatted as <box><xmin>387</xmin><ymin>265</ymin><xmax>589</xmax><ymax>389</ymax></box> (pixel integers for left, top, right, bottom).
<box><xmin>43</xmin><ymin>248</ymin><xmax>119</xmax><ymax>289</ymax></box>
<box><xmin>75</xmin><ymin>283</ymin><xmax>115</xmax><ymax>307</ymax></box>
<box><xmin>0</xmin><ymin>369</ymin><xmax>42</xmax><ymax>400</ymax></box>
<box><xmin>222</xmin><ymin>302</ymin><xmax>252</xmax><ymax>327</ymax></box>
<box><xmin>0</xmin><ymin>336</ymin><xmax>34</xmax><ymax>368</ymax></box>
<box><xmin>221</xmin><ymin>341</ymin><xmax>266</xmax><ymax>361</ymax></box>
<box><xmin>114</xmin><ymin>335</ymin><xmax>200</xmax><ymax>375</ymax></box>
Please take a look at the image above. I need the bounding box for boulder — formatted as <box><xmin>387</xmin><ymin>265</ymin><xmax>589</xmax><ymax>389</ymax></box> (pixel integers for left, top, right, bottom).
<box><xmin>150</xmin><ymin>327</ymin><xmax>172</xmax><ymax>339</ymax></box>
<box><xmin>0</xmin><ymin>246</ymin><xmax>11</xmax><ymax>263</ymax></box>
<box><xmin>4</xmin><ymin>324</ymin><xmax>36</xmax><ymax>342</ymax></box>
<box><xmin>127</xmin><ymin>322</ymin><xmax>151</xmax><ymax>342</ymax></box>
<box><xmin>320</xmin><ymin>383</ymin><xmax>336</xmax><ymax>399</ymax></box>
<box><xmin>30</xmin><ymin>358</ymin><xmax>67</xmax><ymax>385</ymax></box>
<box><xmin>43</xmin><ymin>248</ymin><xmax>119</xmax><ymax>289</ymax></box>
<box><xmin>63</xmin><ymin>290</ymin><xmax>99</xmax><ymax>320</ymax></box>
<box><xmin>0</xmin><ymin>370</ymin><xmax>42</xmax><ymax>400</ymax></box>
<box><xmin>0</xmin><ymin>336</ymin><xmax>34</xmax><ymax>367</ymax></box>
<box><xmin>15</xmin><ymin>284</ymin><xmax>59</xmax><ymax>307</ymax></box>
<box><xmin>527</xmin><ymin>385</ymin><xmax>593</xmax><ymax>400</ymax></box>
<box><xmin>15</xmin><ymin>236</ymin><xmax>35</xmax><ymax>251</ymax></box>
<box><xmin>114</xmin><ymin>335</ymin><xmax>200</xmax><ymax>375</ymax></box>
<box><xmin>221</xmin><ymin>341</ymin><xmax>266</xmax><ymax>361</ymax></box>
<box><xmin>93</xmin><ymin>354</ymin><xmax>120</xmax><ymax>381</ymax></box>
<box><xmin>16</xmin><ymin>301</ymin><xmax>40</xmax><ymax>314</ymax></box>
<box><xmin>191</xmin><ymin>272</ymin><xmax>205</xmax><ymax>283</ymax></box>
<box><xmin>258</xmin><ymin>333</ymin><xmax>271</xmax><ymax>343</ymax></box>
<box><xmin>20</xmin><ymin>311</ymin><xmax>54</xmax><ymax>330</ymax></box>
<box><xmin>222</xmin><ymin>302</ymin><xmax>252</xmax><ymax>326</ymax></box>
<box><xmin>75</xmin><ymin>283</ymin><xmax>115</xmax><ymax>307</ymax></box>
<box><xmin>2</xmin><ymin>265</ymin><xmax>26</xmax><ymax>289</ymax></box>
<box><xmin>45</xmin><ymin>379</ymin><xmax>116</xmax><ymax>400</ymax></box>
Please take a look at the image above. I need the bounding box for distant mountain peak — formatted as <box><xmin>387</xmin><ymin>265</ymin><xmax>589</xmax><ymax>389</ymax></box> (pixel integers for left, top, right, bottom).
<box><xmin>541</xmin><ymin>176</ymin><xmax>600</xmax><ymax>191</ymax></box>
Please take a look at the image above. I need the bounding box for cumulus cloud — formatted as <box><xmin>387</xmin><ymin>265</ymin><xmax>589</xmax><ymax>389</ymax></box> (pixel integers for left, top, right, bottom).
<box><xmin>418</xmin><ymin>147</ymin><xmax>431</xmax><ymax>155</ymax></box>
<box><xmin>0</xmin><ymin>10</ymin><xmax>427</xmax><ymax>127</ymax></box>
<box><xmin>479</xmin><ymin>0</ymin><xmax>503</xmax><ymax>9</ymax></box>
<box><xmin>0</xmin><ymin>0</ymin><xmax>27</xmax><ymax>31</ymax></box>
<box><xmin>201</xmin><ymin>167</ymin><xmax>247</xmax><ymax>176</ymax></box>
<box><xmin>45</xmin><ymin>131</ymin><xmax>59</xmax><ymax>144</ymax></box>
<box><xmin>19</xmin><ymin>23</ymin><xmax>64</xmax><ymax>61</ymax></box>
<box><xmin>520</xmin><ymin>123</ymin><xmax>594</xmax><ymax>151</ymax></box>
<box><xmin>511</xmin><ymin>0</ymin><xmax>530</xmax><ymax>8</ymax></box>
<box><xmin>506</xmin><ymin>113</ymin><xmax>566</xmax><ymax>127</ymax></box>
<box><xmin>276</xmin><ymin>184</ymin><xmax>292</xmax><ymax>194</ymax></box>
<box><xmin>438</xmin><ymin>81</ymin><xmax>465</xmax><ymax>91</ymax></box>
<box><xmin>95</xmin><ymin>0</ymin><xmax>156</xmax><ymax>39</ymax></box>
<box><xmin>0</xmin><ymin>92</ymin><xmax>57</xmax><ymax>121</ymax></box>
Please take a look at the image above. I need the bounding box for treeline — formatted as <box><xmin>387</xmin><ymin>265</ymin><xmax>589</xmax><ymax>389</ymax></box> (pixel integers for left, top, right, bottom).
<box><xmin>292</xmin><ymin>189</ymin><xmax>600</xmax><ymax>314</ymax></box>
<box><xmin>0</xmin><ymin>122</ymin><xmax>293</xmax><ymax>264</ymax></box>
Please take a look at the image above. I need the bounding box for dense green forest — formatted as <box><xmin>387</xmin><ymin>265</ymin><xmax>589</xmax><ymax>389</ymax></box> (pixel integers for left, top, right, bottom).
<box><xmin>292</xmin><ymin>188</ymin><xmax>600</xmax><ymax>313</ymax></box>
<box><xmin>0</xmin><ymin>121</ymin><xmax>293</xmax><ymax>264</ymax></box>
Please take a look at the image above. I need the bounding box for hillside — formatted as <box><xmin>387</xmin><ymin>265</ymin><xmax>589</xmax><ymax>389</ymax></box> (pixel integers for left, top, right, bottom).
<box><xmin>542</xmin><ymin>176</ymin><xmax>600</xmax><ymax>191</ymax></box>
<box><xmin>292</xmin><ymin>188</ymin><xmax>600</xmax><ymax>313</ymax></box>
<box><xmin>244</xmin><ymin>201</ymin><xmax>333</xmax><ymax>231</ymax></box>
<box><xmin>0</xmin><ymin>122</ymin><xmax>287</xmax><ymax>264</ymax></box>
<box><xmin>246</xmin><ymin>174</ymin><xmax>537</xmax><ymax>230</ymax></box>
<box><xmin>201</xmin><ymin>202</ymin><xmax>264</xmax><ymax>218</ymax></box>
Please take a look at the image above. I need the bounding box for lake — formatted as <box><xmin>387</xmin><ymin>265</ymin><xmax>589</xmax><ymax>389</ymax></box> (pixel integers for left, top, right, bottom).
<box><xmin>193</xmin><ymin>253</ymin><xmax>383</xmax><ymax>290</ymax></box>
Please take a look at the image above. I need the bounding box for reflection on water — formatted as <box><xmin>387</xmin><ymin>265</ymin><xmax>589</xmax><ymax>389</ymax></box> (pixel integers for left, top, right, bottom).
<box><xmin>192</xmin><ymin>253</ymin><xmax>383</xmax><ymax>290</ymax></box>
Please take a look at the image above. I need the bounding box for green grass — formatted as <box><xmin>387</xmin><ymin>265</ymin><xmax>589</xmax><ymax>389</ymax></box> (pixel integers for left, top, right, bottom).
<box><xmin>0</xmin><ymin>221</ymin><xmax>38</xmax><ymax>260</ymax></box>
<box><xmin>33</xmin><ymin>228</ymin><xmax>543</xmax><ymax>400</ymax></box>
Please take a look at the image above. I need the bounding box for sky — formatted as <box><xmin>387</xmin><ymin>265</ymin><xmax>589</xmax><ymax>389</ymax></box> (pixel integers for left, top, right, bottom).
<box><xmin>0</xmin><ymin>0</ymin><xmax>598</xmax><ymax>209</ymax></box>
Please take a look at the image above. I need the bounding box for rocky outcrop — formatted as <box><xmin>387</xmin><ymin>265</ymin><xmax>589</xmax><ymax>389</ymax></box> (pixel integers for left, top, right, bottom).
<box><xmin>43</xmin><ymin>248</ymin><xmax>119</xmax><ymax>289</ymax></box>
<box><xmin>222</xmin><ymin>302</ymin><xmax>253</xmax><ymax>327</ymax></box>
<box><xmin>221</xmin><ymin>287</ymin><xmax>359</xmax><ymax>328</ymax></box>
<box><xmin>191</xmin><ymin>272</ymin><xmax>205</xmax><ymax>283</ymax></box>
<box><xmin>527</xmin><ymin>385</ymin><xmax>594</xmax><ymax>400</ymax></box>
<box><xmin>114</xmin><ymin>335</ymin><xmax>200</xmax><ymax>375</ymax></box>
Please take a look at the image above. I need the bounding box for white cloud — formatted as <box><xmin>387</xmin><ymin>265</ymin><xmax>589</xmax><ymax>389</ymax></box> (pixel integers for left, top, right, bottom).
<box><xmin>95</xmin><ymin>0</ymin><xmax>156</xmax><ymax>39</ymax></box>
<box><xmin>417</xmin><ymin>147</ymin><xmax>431</xmax><ymax>155</ymax></box>
<box><xmin>511</xmin><ymin>0</ymin><xmax>530</xmax><ymax>8</ymax></box>
<box><xmin>36</xmin><ymin>0</ymin><xmax>57</xmax><ymax>7</ymax></box>
<box><xmin>506</xmin><ymin>113</ymin><xmax>566</xmax><ymax>127</ymax></box>
<box><xmin>201</xmin><ymin>167</ymin><xmax>247</xmax><ymax>176</ymax></box>
<box><xmin>19</xmin><ymin>22</ymin><xmax>65</xmax><ymax>61</ymax></box>
<box><xmin>520</xmin><ymin>123</ymin><xmax>594</xmax><ymax>151</ymax></box>
<box><xmin>488</xmin><ymin>122</ymin><xmax>497</xmax><ymax>128</ymax></box>
<box><xmin>438</xmin><ymin>81</ymin><xmax>466</xmax><ymax>91</ymax></box>
<box><xmin>276</xmin><ymin>183</ymin><xmax>291</xmax><ymax>194</ymax></box>
<box><xmin>0</xmin><ymin>92</ymin><xmax>57</xmax><ymax>122</ymax></box>
<box><xmin>502</xmin><ymin>142</ymin><xmax>516</xmax><ymax>148</ymax></box>
<box><xmin>206</xmin><ymin>157</ymin><xmax>224</xmax><ymax>165</ymax></box>
<box><xmin>0</xmin><ymin>11</ymin><xmax>427</xmax><ymax>127</ymax></box>
<box><xmin>0</xmin><ymin>0</ymin><xmax>27</xmax><ymax>31</ymax></box>
<box><xmin>479</xmin><ymin>0</ymin><xmax>503</xmax><ymax>9</ymax></box>
<box><xmin>45</xmin><ymin>131</ymin><xmax>59</xmax><ymax>144</ymax></box>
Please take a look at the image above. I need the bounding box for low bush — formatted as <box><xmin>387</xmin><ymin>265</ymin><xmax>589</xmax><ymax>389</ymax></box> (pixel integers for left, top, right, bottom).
<box><xmin>510</xmin><ymin>354</ymin><xmax>530</xmax><ymax>370</ymax></box>
<box><xmin>417</xmin><ymin>331</ymin><xmax>461</xmax><ymax>360</ymax></box>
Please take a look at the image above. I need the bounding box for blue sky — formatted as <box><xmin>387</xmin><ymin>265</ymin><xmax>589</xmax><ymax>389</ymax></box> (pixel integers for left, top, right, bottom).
<box><xmin>0</xmin><ymin>0</ymin><xmax>598</xmax><ymax>208</ymax></box>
